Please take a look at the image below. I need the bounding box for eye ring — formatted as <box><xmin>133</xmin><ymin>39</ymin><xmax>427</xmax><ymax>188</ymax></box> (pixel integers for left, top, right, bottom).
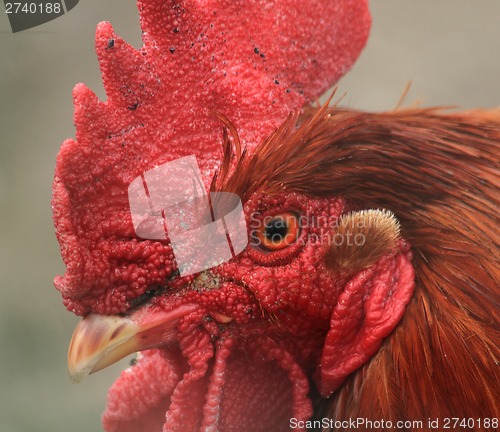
<box><xmin>253</xmin><ymin>212</ymin><xmax>300</xmax><ymax>251</ymax></box>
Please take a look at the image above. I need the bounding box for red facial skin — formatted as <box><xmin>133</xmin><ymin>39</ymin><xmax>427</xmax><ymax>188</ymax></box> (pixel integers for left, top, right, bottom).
<box><xmin>53</xmin><ymin>0</ymin><xmax>371</xmax><ymax>315</ymax></box>
<box><xmin>95</xmin><ymin>192</ymin><xmax>413</xmax><ymax>431</ymax></box>
<box><xmin>51</xmin><ymin>1</ymin><xmax>416</xmax><ymax>431</ymax></box>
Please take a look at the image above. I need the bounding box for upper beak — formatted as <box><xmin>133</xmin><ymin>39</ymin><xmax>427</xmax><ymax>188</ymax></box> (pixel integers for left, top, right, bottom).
<box><xmin>67</xmin><ymin>304</ymin><xmax>197</xmax><ymax>383</ymax></box>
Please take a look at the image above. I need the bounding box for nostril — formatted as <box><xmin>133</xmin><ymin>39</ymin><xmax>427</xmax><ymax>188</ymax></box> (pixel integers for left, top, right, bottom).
<box><xmin>128</xmin><ymin>286</ymin><xmax>165</xmax><ymax>310</ymax></box>
<box><xmin>126</xmin><ymin>269</ymin><xmax>184</xmax><ymax>311</ymax></box>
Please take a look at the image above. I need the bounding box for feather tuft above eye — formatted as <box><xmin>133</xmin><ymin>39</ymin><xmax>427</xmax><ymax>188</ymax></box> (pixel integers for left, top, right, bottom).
<box><xmin>326</xmin><ymin>209</ymin><xmax>401</xmax><ymax>274</ymax></box>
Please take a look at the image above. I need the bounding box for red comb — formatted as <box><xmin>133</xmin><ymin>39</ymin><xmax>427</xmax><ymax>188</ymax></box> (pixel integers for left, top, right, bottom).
<box><xmin>53</xmin><ymin>0</ymin><xmax>370</xmax><ymax>314</ymax></box>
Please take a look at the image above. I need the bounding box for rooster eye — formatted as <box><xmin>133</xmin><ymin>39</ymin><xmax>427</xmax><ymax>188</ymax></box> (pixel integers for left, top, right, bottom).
<box><xmin>254</xmin><ymin>212</ymin><xmax>300</xmax><ymax>251</ymax></box>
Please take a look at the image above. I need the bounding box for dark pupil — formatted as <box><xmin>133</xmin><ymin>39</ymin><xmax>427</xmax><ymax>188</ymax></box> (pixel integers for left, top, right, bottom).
<box><xmin>264</xmin><ymin>218</ymin><xmax>288</xmax><ymax>242</ymax></box>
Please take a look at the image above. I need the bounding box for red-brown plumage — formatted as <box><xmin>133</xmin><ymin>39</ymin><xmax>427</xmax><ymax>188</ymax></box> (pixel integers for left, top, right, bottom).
<box><xmin>325</xmin><ymin>110</ymin><xmax>499</xmax><ymax>430</ymax></box>
<box><xmin>270</xmin><ymin>107</ymin><xmax>499</xmax><ymax>429</ymax></box>
<box><xmin>215</xmin><ymin>105</ymin><xmax>499</xmax><ymax>428</ymax></box>
<box><xmin>52</xmin><ymin>1</ymin><xmax>499</xmax><ymax>430</ymax></box>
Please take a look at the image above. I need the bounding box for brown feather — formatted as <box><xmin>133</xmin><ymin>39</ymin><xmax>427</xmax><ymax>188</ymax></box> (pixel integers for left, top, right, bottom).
<box><xmin>220</xmin><ymin>106</ymin><xmax>499</xmax><ymax>429</ymax></box>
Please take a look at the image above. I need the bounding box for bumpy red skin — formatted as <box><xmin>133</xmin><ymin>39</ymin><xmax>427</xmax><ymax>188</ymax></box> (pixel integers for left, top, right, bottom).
<box><xmin>99</xmin><ymin>193</ymin><xmax>414</xmax><ymax>431</ymax></box>
<box><xmin>53</xmin><ymin>0</ymin><xmax>371</xmax><ymax>315</ymax></box>
<box><xmin>51</xmin><ymin>1</ymin><xmax>415</xmax><ymax>431</ymax></box>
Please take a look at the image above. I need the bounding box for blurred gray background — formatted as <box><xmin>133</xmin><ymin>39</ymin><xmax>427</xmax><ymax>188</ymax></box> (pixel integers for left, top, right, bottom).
<box><xmin>0</xmin><ymin>1</ymin><xmax>498</xmax><ymax>431</ymax></box>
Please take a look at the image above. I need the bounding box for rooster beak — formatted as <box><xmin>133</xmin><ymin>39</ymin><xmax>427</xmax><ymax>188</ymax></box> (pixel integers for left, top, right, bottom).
<box><xmin>67</xmin><ymin>305</ymin><xmax>197</xmax><ymax>383</ymax></box>
<box><xmin>68</xmin><ymin>314</ymin><xmax>140</xmax><ymax>383</ymax></box>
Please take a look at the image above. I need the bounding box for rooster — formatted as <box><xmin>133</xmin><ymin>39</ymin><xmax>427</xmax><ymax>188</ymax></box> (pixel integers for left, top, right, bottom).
<box><xmin>52</xmin><ymin>1</ymin><xmax>499</xmax><ymax>431</ymax></box>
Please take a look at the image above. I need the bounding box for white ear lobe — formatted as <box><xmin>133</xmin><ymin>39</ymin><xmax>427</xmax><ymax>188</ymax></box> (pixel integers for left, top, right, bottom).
<box><xmin>326</xmin><ymin>209</ymin><xmax>401</xmax><ymax>274</ymax></box>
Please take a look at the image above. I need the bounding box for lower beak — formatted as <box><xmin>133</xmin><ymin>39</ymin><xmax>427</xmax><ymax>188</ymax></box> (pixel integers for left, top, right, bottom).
<box><xmin>67</xmin><ymin>304</ymin><xmax>197</xmax><ymax>383</ymax></box>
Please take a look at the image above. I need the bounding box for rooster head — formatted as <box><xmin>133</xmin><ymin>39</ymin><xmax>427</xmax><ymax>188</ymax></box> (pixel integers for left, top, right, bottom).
<box><xmin>52</xmin><ymin>1</ymin><xmax>415</xmax><ymax>431</ymax></box>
